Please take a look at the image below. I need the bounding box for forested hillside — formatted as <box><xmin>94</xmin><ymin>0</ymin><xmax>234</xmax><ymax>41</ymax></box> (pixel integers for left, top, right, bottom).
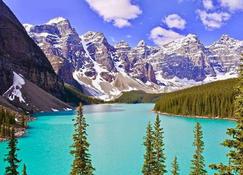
<box><xmin>154</xmin><ymin>79</ymin><xmax>237</xmax><ymax>119</ymax></box>
<box><xmin>112</xmin><ymin>91</ymin><xmax>163</xmax><ymax>103</ymax></box>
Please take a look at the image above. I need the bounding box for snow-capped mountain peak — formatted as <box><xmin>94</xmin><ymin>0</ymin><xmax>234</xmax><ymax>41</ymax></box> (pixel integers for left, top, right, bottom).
<box><xmin>185</xmin><ymin>33</ymin><xmax>198</xmax><ymax>39</ymax></box>
<box><xmin>24</xmin><ymin>17</ymin><xmax>242</xmax><ymax>100</ymax></box>
<box><xmin>218</xmin><ymin>34</ymin><xmax>242</xmax><ymax>46</ymax></box>
<box><xmin>220</xmin><ymin>34</ymin><xmax>233</xmax><ymax>41</ymax></box>
<box><xmin>114</xmin><ymin>40</ymin><xmax>130</xmax><ymax>50</ymax></box>
<box><xmin>209</xmin><ymin>34</ymin><xmax>242</xmax><ymax>47</ymax></box>
<box><xmin>81</xmin><ymin>31</ymin><xmax>106</xmax><ymax>43</ymax></box>
<box><xmin>137</xmin><ymin>40</ymin><xmax>146</xmax><ymax>47</ymax></box>
<box><xmin>46</xmin><ymin>17</ymin><xmax>68</xmax><ymax>25</ymax></box>
<box><xmin>177</xmin><ymin>33</ymin><xmax>200</xmax><ymax>44</ymax></box>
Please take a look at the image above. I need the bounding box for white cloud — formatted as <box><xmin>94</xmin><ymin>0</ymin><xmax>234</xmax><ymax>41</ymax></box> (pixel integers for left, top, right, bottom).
<box><xmin>196</xmin><ymin>10</ymin><xmax>231</xmax><ymax>29</ymax></box>
<box><xmin>85</xmin><ymin>0</ymin><xmax>142</xmax><ymax>28</ymax></box>
<box><xmin>150</xmin><ymin>26</ymin><xmax>184</xmax><ymax>46</ymax></box>
<box><xmin>202</xmin><ymin>0</ymin><xmax>214</xmax><ymax>10</ymax></box>
<box><xmin>219</xmin><ymin>0</ymin><xmax>243</xmax><ymax>11</ymax></box>
<box><xmin>163</xmin><ymin>14</ymin><xmax>186</xmax><ymax>30</ymax></box>
<box><xmin>113</xmin><ymin>19</ymin><xmax>131</xmax><ymax>28</ymax></box>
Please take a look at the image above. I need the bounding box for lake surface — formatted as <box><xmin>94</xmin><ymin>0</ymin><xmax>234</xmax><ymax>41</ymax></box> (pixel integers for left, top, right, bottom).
<box><xmin>0</xmin><ymin>104</ymin><xmax>235</xmax><ymax>175</ymax></box>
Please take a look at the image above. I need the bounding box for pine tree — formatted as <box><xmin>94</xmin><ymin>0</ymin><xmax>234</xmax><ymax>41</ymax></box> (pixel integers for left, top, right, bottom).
<box><xmin>70</xmin><ymin>103</ymin><xmax>94</xmax><ymax>175</ymax></box>
<box><xmin>190</xmin><ymin>123</ymin><xmax>207</xmax><ymax>175</ymax></box>
<box><xmin>22</xmin><ymin>164</ymin><xmax>27</xmax><ymax>175</ymax></box>
<box><xmin>171</xmin><ymin>156</ymin><xmax>179</xmax><ymax>175</ymax></box>
<box><xmin>21</xmin><ymin>115</ymin><xmax>26</xmax><ymax>128</ymax></box>
<box><xmin>142</xmin><ymin>122</ymin><xmax>156</xmax><ymax>175</ymax></box>
<box><xmin>153</xmin><ymin>115</ymin><xmax>166</xmax><ymax>175</ymax></box>
<box><xmin>4</xmin><ymin>128</ymin><xmax>21</xmax><ymax>175</ymax></box>
<box><xmin>210</xmin><ymin>56</ymin><xmax>243</xmax><ymax>174</ymax></box>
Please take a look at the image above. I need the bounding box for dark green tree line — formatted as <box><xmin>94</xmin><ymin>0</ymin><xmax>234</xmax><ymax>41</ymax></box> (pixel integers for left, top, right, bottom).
<box><xmin>154</xmin><ymin>79</ymin><xmax>237</xmax><ymax>119</ymax></box>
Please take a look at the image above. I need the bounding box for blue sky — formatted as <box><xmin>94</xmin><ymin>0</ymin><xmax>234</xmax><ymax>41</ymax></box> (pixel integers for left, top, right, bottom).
<box><xmin>4</xmin><ymin>0</ymin><xmax>243</xmax><ymax>46</ymax></box>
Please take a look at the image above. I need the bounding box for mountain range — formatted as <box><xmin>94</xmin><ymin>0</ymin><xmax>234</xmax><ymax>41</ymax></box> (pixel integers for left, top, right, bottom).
<box><xmin>24</xmin><ymin>17</ymin><xmax>242</xmax><ymax>100</ymax></box>
<box><xmin>0</xmin><ymin>0</ymin><xmax>242</xmax><ymax>115</ymax></box>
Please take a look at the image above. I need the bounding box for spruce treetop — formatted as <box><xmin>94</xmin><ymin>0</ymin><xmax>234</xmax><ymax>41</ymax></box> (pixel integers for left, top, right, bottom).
<box><xmin>190</xmin><ymin>122</ymin><xmax>207</xmax><ymax>175</ymax></box>
<box><xmin>70</xmin><ymin>103</ymin><xmax>94</xmax><ymax>175</ymax></box>
<box><xmin>153</xmin><ymin>115</ymin><xmax>166</xmax><ymax>175</ymax></box>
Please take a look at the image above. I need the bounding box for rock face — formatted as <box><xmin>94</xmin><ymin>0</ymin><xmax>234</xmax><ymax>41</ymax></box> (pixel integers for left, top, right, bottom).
<box><xmin>25</xmin><ymin>18</ymin><xmax>160</xmax><ymax>99</ymax></box>
<box><xmin>24</xmin><ymin>18</ymin><xmax>85</xmax><ymax>88</ymax></box>
<box><xmin>208</xmin><ymin>34</ymin><xmax>242</xmax><ymax>73</ymax></box>
<box><xmin>154</xmin><ymin>34</ymin><xmax>214</xmax><ymax>81</ymax></box>
<box><xmin>25</xmin><ymin>17</ymin><xmax>243</xmax><ymax>100</ymax></box>
<box><xmin>0</xmin><ymin>1</ymin><xmax>69</xmax><ymax>112</ymax></box>
<box><xmin>81</xmin><ymin>31</ymin><xmax>116</xmax><ymax>72</ymax></box>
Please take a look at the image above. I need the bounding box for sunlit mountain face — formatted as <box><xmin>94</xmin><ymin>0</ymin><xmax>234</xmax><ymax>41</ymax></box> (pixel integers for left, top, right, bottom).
<box><xmin>24</xmin><ymin>17</ymin><xmax>241</xmax><ymax>100</ymax></box>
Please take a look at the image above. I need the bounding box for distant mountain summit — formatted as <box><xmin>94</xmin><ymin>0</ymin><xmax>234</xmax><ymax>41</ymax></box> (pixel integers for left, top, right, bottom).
<box><xmin>24</xmin><ymin>17</ymin><xmax>242</xmax><ymax>100</ymax></box>
<box><xmin>46</xmin><ymin>17</ymin><xmax>68</xmax><ymax>25</ymax></box>
<box><xmin>208</xmin><ymin>34</ymin><xmax>242</xmax><ymax>73</ymax></box>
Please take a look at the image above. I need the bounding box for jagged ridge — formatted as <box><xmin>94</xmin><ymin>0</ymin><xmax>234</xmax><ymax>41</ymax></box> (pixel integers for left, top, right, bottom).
<box><xmin>24</xmin><ymin>17</ymin><xmax>242</xmax><ymax>100</ymax></box>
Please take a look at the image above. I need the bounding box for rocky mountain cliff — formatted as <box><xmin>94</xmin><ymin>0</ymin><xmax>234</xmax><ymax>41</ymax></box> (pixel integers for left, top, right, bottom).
<box><xmin>25</xmin><ymin>17</ymin><xmax>242</xmax><ymax>100</ymax></box>
<box><xmin>0</xmin><ymin>1</ymin><xmax>70</xmax><ymax>112</ymax></box>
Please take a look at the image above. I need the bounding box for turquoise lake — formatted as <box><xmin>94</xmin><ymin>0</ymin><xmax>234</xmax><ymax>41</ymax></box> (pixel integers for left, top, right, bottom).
<box><xmin>0</xmin><ymin>104</ymin><xmax>235</xmax><ymax>175</ymax></box>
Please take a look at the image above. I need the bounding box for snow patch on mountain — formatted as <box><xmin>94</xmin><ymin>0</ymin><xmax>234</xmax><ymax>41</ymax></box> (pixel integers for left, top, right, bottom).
<box><xmin>3</xmin><ymin>72</ymin><xmax>26</xmax><ymax>103</ymax></box>
<box><xmin>156</xmin><ymin>70</ymin><xmax>238</xmax><ymax>92</ymax></box>
<box><xmin>23</xmin><ymin>24</ymin><xmax>33</xmax><ymax>32</ymax></box>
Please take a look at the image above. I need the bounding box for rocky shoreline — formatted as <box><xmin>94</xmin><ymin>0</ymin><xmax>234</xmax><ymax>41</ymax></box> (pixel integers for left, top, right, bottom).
<box><xmin>0</xmin><ymin>128</ymin><xmax>26</xmax><ymax>142</ymax></box>
<box><xmin>0</xmin><ymin>116</ymin><xmax>36</xmax><ymax>142</ymax></box>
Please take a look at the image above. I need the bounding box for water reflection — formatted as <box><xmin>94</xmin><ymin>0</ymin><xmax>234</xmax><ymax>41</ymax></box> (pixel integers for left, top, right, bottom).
<box><xmin>84</xmin><ymin>104</ymin><xmax>125</xmax><ymax>114</ymax></box>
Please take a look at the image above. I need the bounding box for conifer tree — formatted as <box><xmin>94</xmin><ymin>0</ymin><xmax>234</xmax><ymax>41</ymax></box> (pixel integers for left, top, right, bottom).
<box><xmin>171</xmin><ymin>156</ymin><xmax>179</xmax><ymax>175</ymax></box>
<box><xmin>70</xmin><ymin>103</ymin><xmax>94</xmax><ymax>175</ymax></box>
<box><xmin>142</xmin><ymin>122</ymin><xmax>156</xmax><ymax>175</ymax></box>
<box><xmin>153</xmin><ymin>115</ymin><xmax>166</xmax><ymax>175</ymax></box>
<box><xmin>22</xmin><ymin>164</ymin><xmax>27</xmax><ymax>175</ymax></box>
<box><xmin>210</xmin><ymin>56</ymin><xmax>243</xmax><ymax>174</ymax></box>
<box><xmin>190</xmin><ymin>123</ymin><xmax>207</xmax><ymax>175</ymax></box>
<box><xmin>21</xmin><ymin>115</ymin><xmax>27</xmax><ymax>128</ymax></box>
<box><xmin>4</xmin><ymin>128</ymin><xmax>21</xmax><ymax>175</ymax></box>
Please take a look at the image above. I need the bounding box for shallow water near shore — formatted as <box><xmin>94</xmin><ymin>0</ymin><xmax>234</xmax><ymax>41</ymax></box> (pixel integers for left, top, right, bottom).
<box><xmin>0</xmin><ymin>104</ymin><xmax>235</xmax><ymax>175</ymax></box>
